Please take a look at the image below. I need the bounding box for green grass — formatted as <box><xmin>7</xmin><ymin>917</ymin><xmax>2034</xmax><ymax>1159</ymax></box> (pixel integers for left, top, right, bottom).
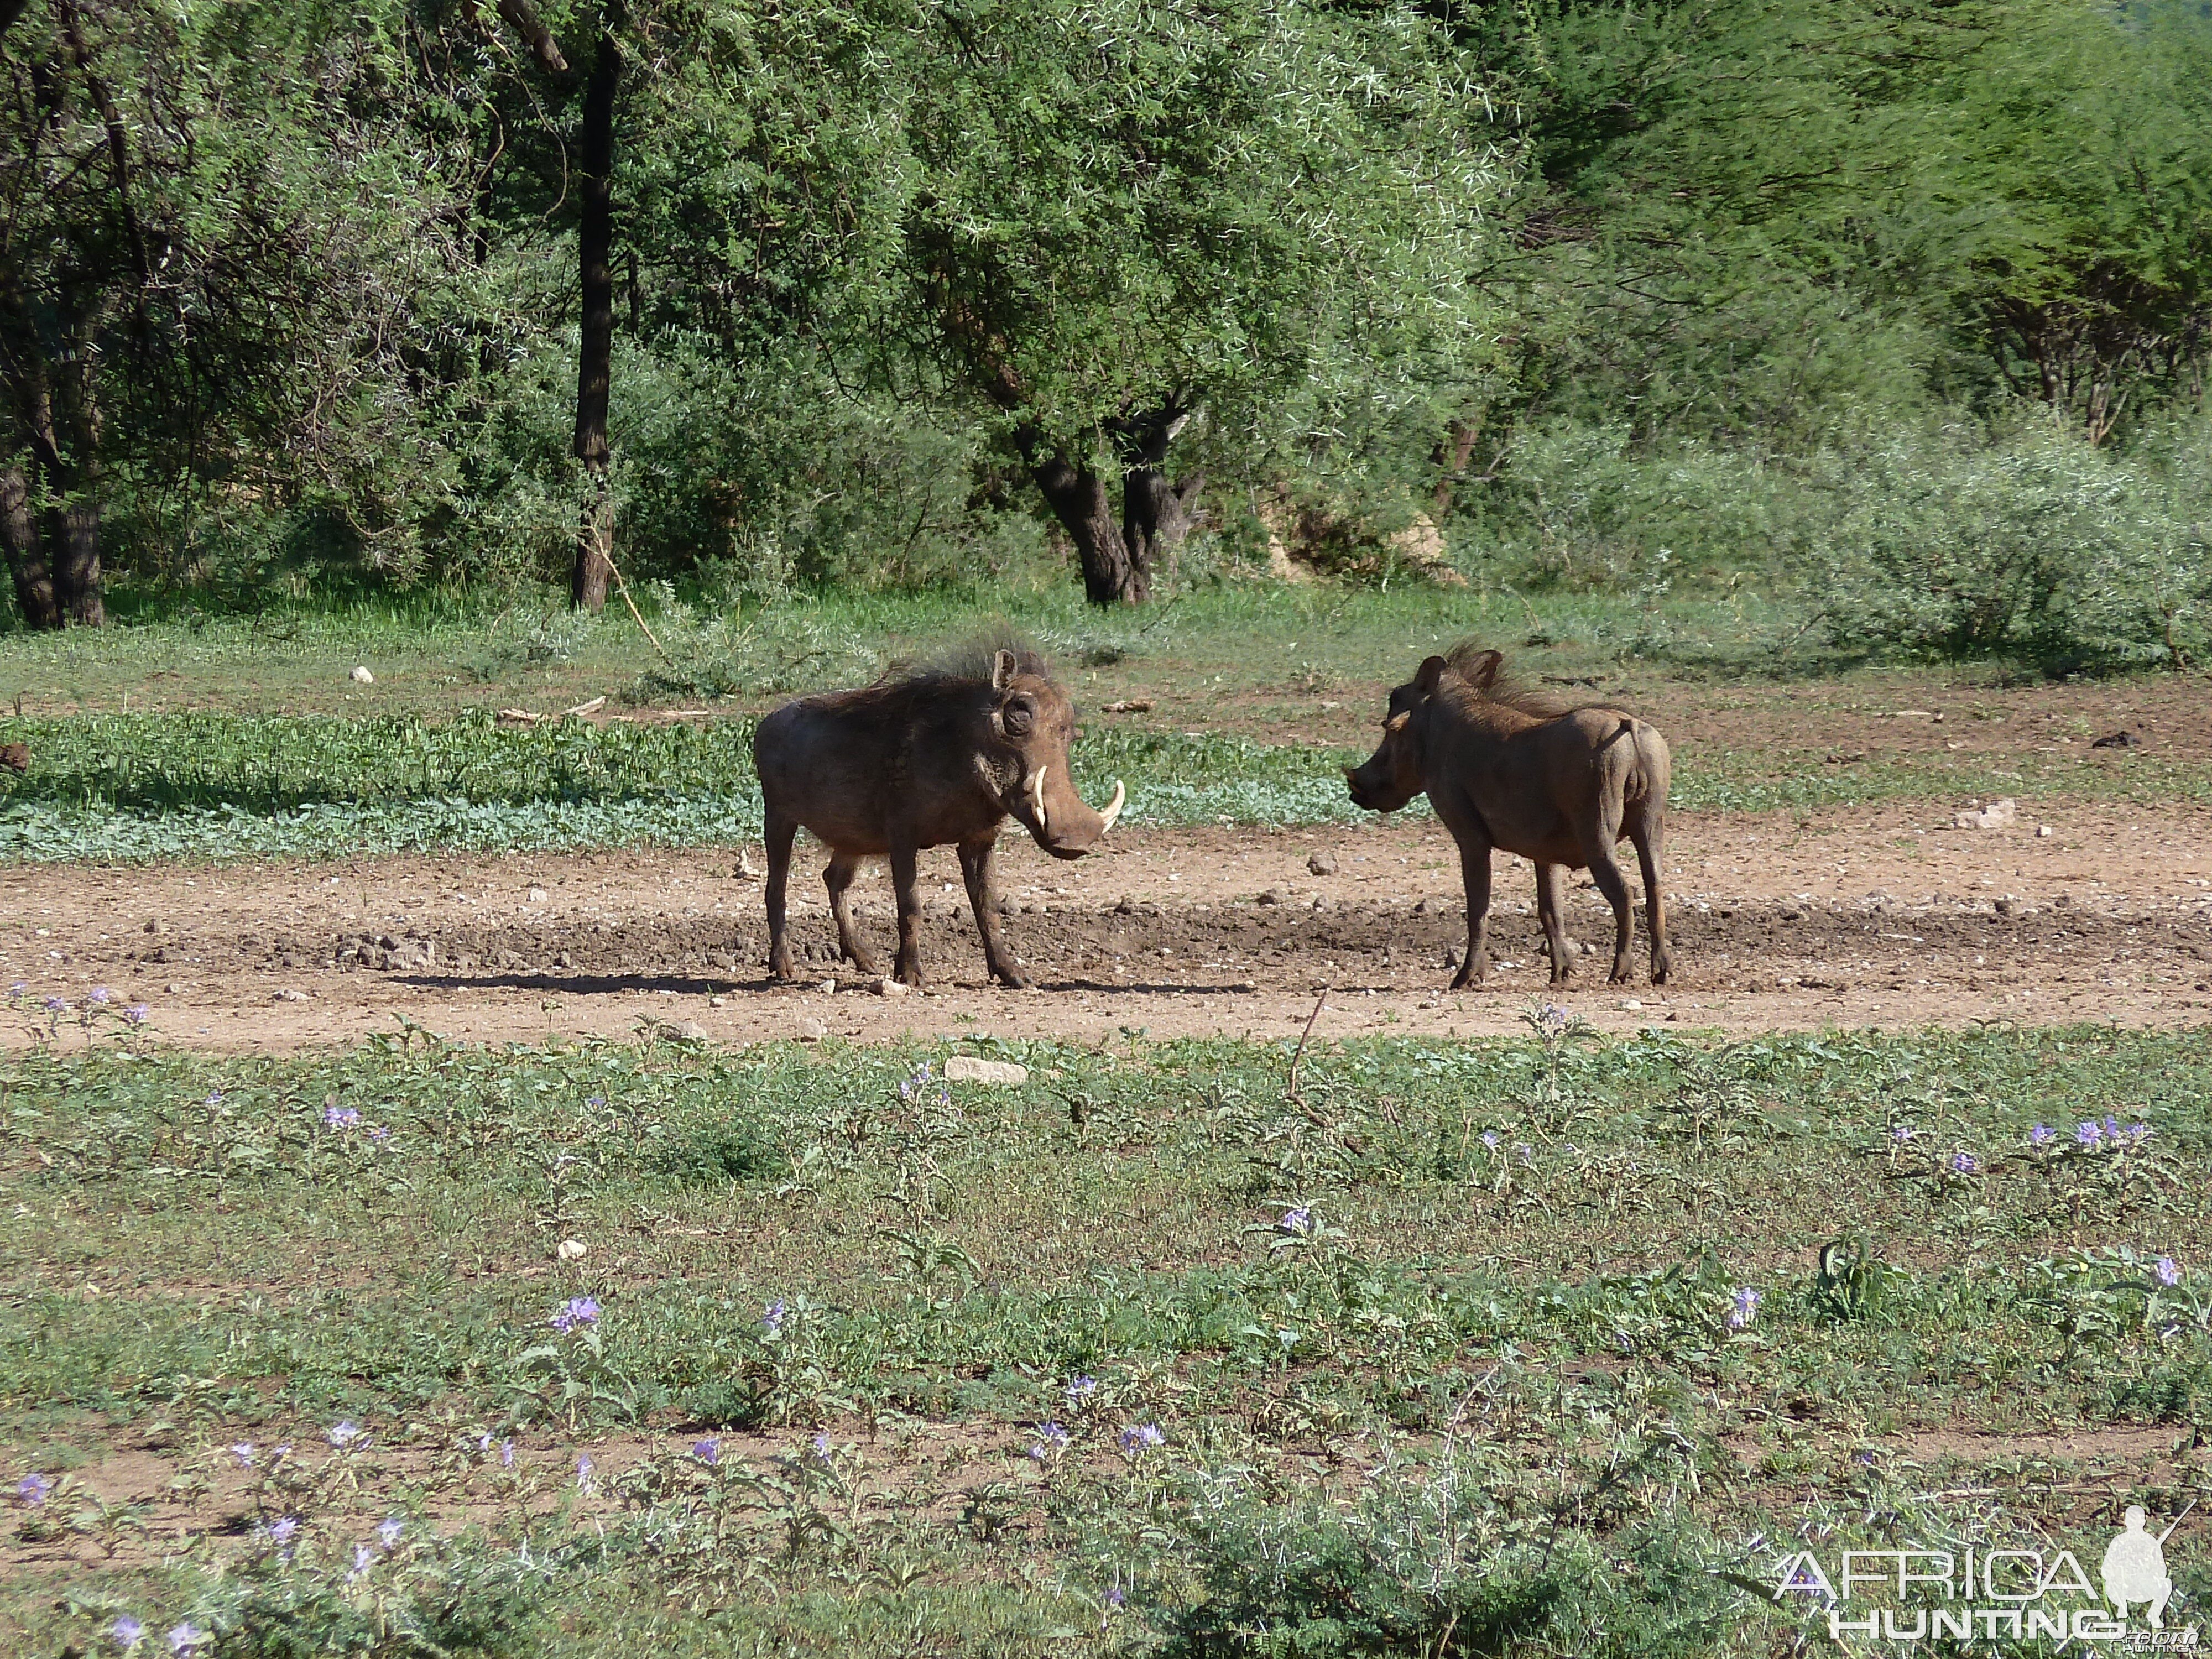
<box><xmin>4</xmin><ymin>1025</ymin><xmax>2208</xmax><ymax>1652</ymax></box>
<box><xmin>2</xmin><ymin>705</ymin><xmax>2204</xmax><ymax>863</ymax></box>
<box><xmin>0</xmin><ymin>582</ymin><xmax>1786</xmax><ymax>719</ymax></box>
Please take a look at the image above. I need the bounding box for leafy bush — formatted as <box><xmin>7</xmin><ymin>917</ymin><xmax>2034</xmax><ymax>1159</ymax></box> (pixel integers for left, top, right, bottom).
<box><xmin>1807</xmin><ymin>422</ymin><xmax>2212</xmax><ymax>668</ymax></box>
<box><xmin>1160</xmin><ymin>1445</ymin><xmax>1751</xmax><ymax>1657</ymax></box>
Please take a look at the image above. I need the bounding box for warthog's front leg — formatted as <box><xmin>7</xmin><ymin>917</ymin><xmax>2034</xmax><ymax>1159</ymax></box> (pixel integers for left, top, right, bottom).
<box><xmin>958</xmin><ymin>835</ymin><xmax>1029</xmax><ymax>989</ymax></box>
<box><xmin>1450</xmin><ymin>838</ymin><xmax>1493</xmax><ymax>989</ymax></box>
<box><xmin>824</xmin><ymin>853</ymin><xmax>881</xmax><ymax>977</ymax></box>
<box><xmin>888</xmin><ymin>838</ymin><xmax>926</xmax><ymax>987</ymax></box>
<box><xmin>764</xmin><ymin>808</ymin><xmax>798</xmax><ymax>981</ymax></box>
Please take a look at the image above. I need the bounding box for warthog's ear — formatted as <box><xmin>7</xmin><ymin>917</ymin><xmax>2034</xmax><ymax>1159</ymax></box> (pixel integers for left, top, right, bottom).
<box><xmin>990</xmin><ymin>649</ymin><xmax>1018</xmax><ymax>691</ymax></box>
<box><xmin>1462</xmin><ymin>649</ymin><xmax>1503</xmax><ymax>690</ymax></box>
<box><xmin>1385</xmin><ymin>711</ymin><xmax>1412</xmax><ymax>734</ymax></box>
<box><xmin>1413</xmin><ymin>656</ymin><xmax>1448</xmax><ymax>695</ymax></box>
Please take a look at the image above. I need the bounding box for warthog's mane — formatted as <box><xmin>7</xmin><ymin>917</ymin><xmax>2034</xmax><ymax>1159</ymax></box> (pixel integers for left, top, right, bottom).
<box><xmin>1438</xmin><ymin>641</ymin><xmax>1609</xmax><ymax>718</ymax></box>
<box><xmin>826</xmin><ymin>634</ymin><xmax>1052</xmax><ymax>712</ymax></box>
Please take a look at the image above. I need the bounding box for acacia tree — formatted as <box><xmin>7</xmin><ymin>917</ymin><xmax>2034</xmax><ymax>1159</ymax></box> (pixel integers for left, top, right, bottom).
<box><xmin>883</xmin><ymin>1</ymin><xmax>1505</xmax><ymax>603</ymax></box>
<box><xmin>0</xmin><ymin>0</ymin><xmax>444</xmax><ymax>626</ymax></box>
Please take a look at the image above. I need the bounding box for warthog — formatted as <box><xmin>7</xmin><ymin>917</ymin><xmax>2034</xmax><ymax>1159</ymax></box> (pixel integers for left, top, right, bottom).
<box><xmin>1345</xmin><ymin>644</ymin><xmax>1671</xmax><ymax>987</ymax></box>
<box><xmin>752</xmin><ymin>645</ymin><xmax>1125</xmax><ymax>988</ymax></box>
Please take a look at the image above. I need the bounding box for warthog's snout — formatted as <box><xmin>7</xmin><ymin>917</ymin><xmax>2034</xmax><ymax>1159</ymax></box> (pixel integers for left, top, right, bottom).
<box><xmin>1016</xmin><ymin>764</ymin><xmax>1125</xmax><ymax>860</ymax></box>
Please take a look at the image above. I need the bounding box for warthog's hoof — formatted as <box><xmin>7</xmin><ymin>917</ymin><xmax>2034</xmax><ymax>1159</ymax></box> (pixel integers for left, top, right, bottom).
<box><xmin>992</xmin><ymin>966</ymin><xmax>1032</xmax><ymax>990</ymax></box>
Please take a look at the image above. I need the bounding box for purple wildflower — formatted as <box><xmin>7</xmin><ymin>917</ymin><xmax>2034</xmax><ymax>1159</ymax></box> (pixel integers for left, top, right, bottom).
<box><xmin>328</xmin><ymin>1420</ymin><xmax>363</xmax><ymax>1448</ymax></box>
<box><xmin>692</xmin><ymin>1437</ymin><xmax>721</xmax><ymax>1465</ymax></box>
<box><xmin>586</xmin><ymin>1095</ymin><xmax>606</xmax><ymax>1108</ymax></box>
<box><xmin>44</xmin><ymin>996</ymin><xmax>67</xmax><ymax>1014</ymax></box>
<box><xmin>1949</xmin><ymin>1151</ymin><xmax>1979</xmax><ymax>1175</ymax></box>
<box><xmin>1105</xmin><ymin>1586</ymin><xmax>1126</xmax><ymax>1609</ymax></box>
<box><xmin>368</xmin><ymin>1124</ymin><xmax>390</xmax><ymax>1142</ymax></box>
<box><xmin>323</xmin><ymin>1104</ymin><xmax>360</xmax><ymax>1130</ymax></box>
<box><xmin>124</xmin><ymin>1004</ymin><xmax>149</xmax><ymax>1025</ymax></box>
<box><xmin>2127</xmin><ymin>1123</ymin><xmax>2153</xmax><ymax>1144</ymax></box>
<box><xmin>1029</xmin><ymin>1421</ymin><xmax>1070</xmax><ymax>1460</ymax></box>
<box><xmin>1516</xmin><ymin>1142</ymin><xmax>1535</xmax><ymax>1165</ymax></box>
<box><xmin>268</xmin><ymin>1516</ymin><xmax>299</xmax><ymax>1544</ymax></box>
<box><xmin>1480</xmin><ymin>1130</ymin><xmax>1500</xmax><ymax>1150</ymax></box>
<box><xmin>812</xmin><ymin>1432</ymin><xmax>832</xmax><ymax>1461</ymax></box>
<box><xmin>168</xmin><ymin>1624</ymin><xmax>208</xmax><ymax>1656</ymax></box>
<box><xmin>229</xmin><ymin>1443</ymin><xmax>255</xmax><ymax>1467</ymax></box>
<box><xmin>89</xmin><ymin>986</ymin><xmax>111</xmax><ymax>1005</ymax></box>
<box><xmin>1727</xmin><ymin>1287</ymin><xmax>1761</xmax><ymax>1331</ymax></box>
<box><xmin>1890</xmin><ymin>1123</ymin><xmax>1916</xmax><ymax>1143</ymax></box>
<box><xmin>2028</xmin><ymin>1124</ymin><xmax>2056</xmax><ymax>1147</ymax></box>
<box><xmin>1280</xmin><ymin>1206</ymin><xmax>1312</xmax><ymax>1233</ymax></box>
<box><xmin>1118</xmin><ymin>1423</ymin><xmax>1165</xmax><ymax>1452</ymax></box>
<box><xmin>1066</xmin><ymin>1375</ymin><xmax>1099</xmax><ymax>1406</ymax></box>
<box><xmin>352</xmin><ymin>1542</ymin><xmax>374</xmax><ymax>1574</ymax></box>
<box><xmin>2077</xmin><ymin>1120</ymin><xmax>2104</xmax><ymax>1148</ymax></box>
<box><xmin>378</xmin><ymin>1516</ymin><xmax>404</xmax><ymax>1548</ymax></box>
<box><xmin>109</xmin><ymin>1615</ymin><xmax>145</xmax><ymax>1651</ymax></box>
<box><xmin>2155</xmin><ymin>1257</ymin><xmax>2182</xmax><ymax>1288</ymax></box>
<box><xmin>17</xmin><ymin>1472</ymin><xmax>54</xmax><ymax>1505</ymax></box>
<box><xmin>762</xmin><ymin>1298</ymin><xmax>786</xmax><ymax>1335</ymax></box>
<box><xmin>550</xmin><ymin>1296</ymin><xmax>602</xmax><ymax>1334</ymax></box>
<box><xmin>499</xmin><ymin>1439</ymin><xmax>514</xmax><ymax>1468</ymax></box>
<box><xmin>576</xmin><ymin>1453</ymin><xmax>594</xmax><ymax>1490</ymax></box>
<box><xmin>205</xmin><ymin>1091</ymin><xmax>223</xmax><ymax>1107</ymax></box>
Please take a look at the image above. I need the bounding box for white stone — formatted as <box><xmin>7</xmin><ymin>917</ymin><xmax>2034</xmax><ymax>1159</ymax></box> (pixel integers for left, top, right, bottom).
<box><xmin>943</xmin><ymin>1055</ymin><xmax>1029</xmax><ymax>1086</ymax></box>
<box><xmin>349</xmin><ymin>665</ymin><xmax>374</xmax><ymax>684</ymax></box>
<box><xmin>557</xmin><ymin>1239</ymin><xmax>587</xmax><ymax>1262</ymax></box>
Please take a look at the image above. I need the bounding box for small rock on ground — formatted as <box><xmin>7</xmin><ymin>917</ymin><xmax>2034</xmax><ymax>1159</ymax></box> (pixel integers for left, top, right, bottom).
<box><xmin>943</xmin><ymin>1056</ymin><xmax>1029</xmax><ymax>1086</ymax></box>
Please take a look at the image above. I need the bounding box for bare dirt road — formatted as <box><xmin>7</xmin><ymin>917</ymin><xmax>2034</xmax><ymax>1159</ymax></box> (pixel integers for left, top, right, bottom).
<box><xmin>3</xmin><ymin>799</ymin><xmax>2207</xmax><ymax>1053</ymax></box>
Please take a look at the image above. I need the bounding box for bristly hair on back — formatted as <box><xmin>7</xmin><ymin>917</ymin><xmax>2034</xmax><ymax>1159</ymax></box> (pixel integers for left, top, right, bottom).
<box><xmin>837</xmin><ymin>628</ymin><xmax>1051</xmax><ymax>706</ymax></box>
<box><xmin>1438</xmin><ymin>641</ymin><xmax>1611</xmax><ymax>717</ymax></box>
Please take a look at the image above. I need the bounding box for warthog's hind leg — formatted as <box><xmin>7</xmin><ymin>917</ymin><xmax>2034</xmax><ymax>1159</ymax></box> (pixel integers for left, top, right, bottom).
<box><xmin>1449</xmin><ymin>838</ymin><xmax>1493</xmax><ymax>989</ymax></box>
<box><xmin>889</xmin><ymin>839</ymin><xmax>926</xmax><ymax>987</ymax></box>
<box><xmin>824</xmin><ymin>853</ymin><xmax>881</xmax><ymax>977</ymax></box>
<box><xmin>958</xmin><ymin>836</ymin><xmax>1030</xmax><ymax>989</ymax></box>
<box><xmin>1575</xmin><ymin>802</ymin><xmax>1637</xmax><ymax>984</ymax></box>
<box><xmin>1631</xmin><ymin>808</ymin><xmax>1670</xmax><ymax>984</ymax></box>
<box><xmin>764</xmin><ymin>808</ymin><xmax>799</xmax><ymax>981</ymax></box>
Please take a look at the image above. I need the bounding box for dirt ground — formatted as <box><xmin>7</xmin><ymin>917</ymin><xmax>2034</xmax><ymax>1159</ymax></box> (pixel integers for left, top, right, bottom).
<box><xmin>3</xmin><ymin>798</ymin><xmax>2208</xmax><ymax>1053</ymax></box>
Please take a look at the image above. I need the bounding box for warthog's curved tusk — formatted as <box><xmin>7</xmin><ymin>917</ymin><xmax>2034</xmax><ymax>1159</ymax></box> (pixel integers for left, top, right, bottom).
<box><xmin>1027</xmin><ymin>766</ymin><xmax>1048</xmax><ymax>833</ymax></box>
<box><xmin>1099</xmin><ymin>779</ymin><xmax>1125</xmax><ymax>833</ymax></box>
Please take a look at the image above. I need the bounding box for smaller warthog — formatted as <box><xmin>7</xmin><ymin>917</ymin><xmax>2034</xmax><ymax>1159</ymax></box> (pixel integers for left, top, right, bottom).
<box><xmin>1345</xmin><ymin>644</ymin><xmax>1671</xmax><ymax>987</ymax></box>
<box><xmin>752</xmin><ymin>645</ymin><xmax>1125</xmax><ymax>988</ymax></box>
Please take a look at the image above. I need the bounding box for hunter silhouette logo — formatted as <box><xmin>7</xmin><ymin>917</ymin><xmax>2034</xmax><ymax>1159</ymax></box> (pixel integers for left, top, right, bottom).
<box><xmin>2104</xmin><ymin>1507</ymin><xmax>2176</xmax><ymax>1630</ymax></box>
<box><xmin>1774</xmin><ymin>1505</ymin><xmax>2198</xmax><ymax>1646</ymax></box>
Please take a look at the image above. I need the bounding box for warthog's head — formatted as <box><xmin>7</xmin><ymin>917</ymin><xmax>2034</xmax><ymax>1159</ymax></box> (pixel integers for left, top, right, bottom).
<box><xmin>984</xmin><ymin>650</ymin><xmax>1125</xmax><ymax>859</ymax></box>
<box><xmin>1345</xmin><ymin>653</ymin><xmax>1468</xmax><ymax>813</ymax></box>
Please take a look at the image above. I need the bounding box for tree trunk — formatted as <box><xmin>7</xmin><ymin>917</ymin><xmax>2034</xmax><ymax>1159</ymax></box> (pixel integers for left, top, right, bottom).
<box><xmin>1030</xmin><ymin>449</ymin><xmax>1145</xmax><ymax>606</ymax></box>
<box><xmin>570</xmin><ymin>28</ymin><xmax>619</xmax><ymax>614</ymax></box>
<box><xmin>1113</xmin><ymin>406</ymin><xmax>1198</xmax><ymax>592</ymax></box>
<box><xmin>1430</xmin><ymin>413</ymin><xmax>1485</xmax><ymax>518</ymax></box>
<box><xmin>1123</xmin><ymin>465</ymin><xmax>1201</xmax><ymax>589</ymax></box>
<box><xmin>0</xmin><ymin>458</ymin><xmax>58</xmax><ymax>629</ymax></box>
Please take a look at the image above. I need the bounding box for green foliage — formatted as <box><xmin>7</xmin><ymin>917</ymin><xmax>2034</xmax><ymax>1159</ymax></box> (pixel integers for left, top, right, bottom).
<box><xmin>1808</xmin><ymin>422</ymin><xmax>2212</xmax><ymax>666</ymax></box>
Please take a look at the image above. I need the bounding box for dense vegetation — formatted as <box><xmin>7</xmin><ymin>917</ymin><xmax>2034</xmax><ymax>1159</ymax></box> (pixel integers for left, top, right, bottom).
<box><xmin>3</xmin><ymin>0</ymin><xmax>2209</xmax><ymax>666</ymax></box>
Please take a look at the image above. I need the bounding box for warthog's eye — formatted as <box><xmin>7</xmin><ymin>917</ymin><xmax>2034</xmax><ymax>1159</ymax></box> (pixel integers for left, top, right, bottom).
<box><xmin>1002</xmin><ymin>698</ymin><xmax>1035</xmax><ymax>736</ymax></box>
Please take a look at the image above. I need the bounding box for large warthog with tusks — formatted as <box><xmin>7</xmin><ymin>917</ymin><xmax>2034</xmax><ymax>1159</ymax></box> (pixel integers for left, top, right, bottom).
<box><xmin>1345</xmin><ymin>644</ymin><xmax>1672</xmax><ymax>987</ymax></box>
<box><xmin>752</xmin><ymin>645</ymin><xmax>1125</xmax><ymax>988</ymax></box>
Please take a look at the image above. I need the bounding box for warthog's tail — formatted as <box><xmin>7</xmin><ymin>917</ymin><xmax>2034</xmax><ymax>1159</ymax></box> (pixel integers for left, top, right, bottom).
<box><xmin>1622</xmin><ymin>717</ymin><xmax>1670</xmax><ymax>809</ymax></box>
